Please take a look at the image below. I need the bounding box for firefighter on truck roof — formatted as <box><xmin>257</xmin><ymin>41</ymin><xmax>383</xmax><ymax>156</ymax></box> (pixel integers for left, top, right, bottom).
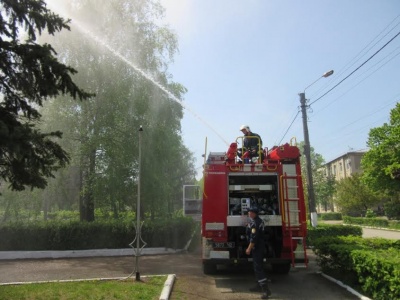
<box><xmin>246</xmin><ymin>206</ymin><xmax>272</xmax><ymax>299</ymax></box>
<box><xmin>239</xmin><ymin>125</ymin><xmax>263</xmax><ymax>161</ymax></box>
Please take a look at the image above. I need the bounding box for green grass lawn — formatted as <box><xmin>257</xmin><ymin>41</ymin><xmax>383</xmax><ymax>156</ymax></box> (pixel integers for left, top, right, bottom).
<box><xmin>0</xmin><ymin>276</ymin><xmax>166</xmax><ymax>300</ymax></box>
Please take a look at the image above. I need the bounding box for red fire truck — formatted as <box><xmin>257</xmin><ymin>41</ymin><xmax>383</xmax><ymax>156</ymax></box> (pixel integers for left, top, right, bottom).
<box><xmin>201</xmin><ymin>137</ymin><xmax>308</xmax><ymax>274</ymax></box>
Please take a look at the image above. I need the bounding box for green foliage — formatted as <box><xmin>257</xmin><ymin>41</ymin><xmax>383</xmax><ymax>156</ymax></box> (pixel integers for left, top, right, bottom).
<box><xmin>36</xmin><ymin>0</ymin><xmax>196</xmax><ymax>221</ymax></box>
<box><xmin>335</xmin><ymin>173</ymin><xmax>379</xmax><ymax>216</ymax></box>
<box><xmin>365</xmin><ymin>209</ymin><xmax>376</xmax><ymax>218</ymax></box>
<box><xmin>313</xmin><ymin>236</ymin><xmax>400</xmax><ymax>300</ymax></box>
<box><xmin>389</xmin><ymin>221</ymin><xmax>400</xmax><ymax>230</ymax></box>
<box><xmin>385</xmin><ymin>197</ymin><xmax>400</xmax><ymax>220</ymax></box>
<box><xmin>0</xmin><ymin>216</ymin><xmax>196</xmax><ymax>251</ymax></box>
<box><xmin>352</xmin><ymin>248</ymin><xmax>400</xmax><ymax>300</ymax></box>
<box><xmin>298</xmin><ymin>141</ymin><xmax>328</xmax><ymax>209</ymax></box>
<box><xmin>318</xmin><ymin>212</ymin><xmax>342</xmax><ymax>220</ymax></box>
<box><xmin>343</xmin><ymin>216</ymin><xmax>389</xmax><ymax>228</ymax></box>
<box><xmin>306</xmin><ymin>224</ymin><xmax>362</xmax><ymax>247</ymax></box>
<box><xmin>361</xmin><ymin>103</ymin><xmax>400</xmax><ymax>194</ymax></box>
<box><xmin>0</xmin><ymin>0</ymin><xmax>93</xmax><ymax>192</ymax></box>
<box><xmin>315</xmin><ymin>174</ymin><xmax>336</xmax><ymax>212</ymax></box>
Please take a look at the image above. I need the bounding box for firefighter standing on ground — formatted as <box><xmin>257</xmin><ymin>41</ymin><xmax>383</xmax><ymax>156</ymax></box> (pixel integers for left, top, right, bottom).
<box><xmin>239</xmin><ymin>125</ymin><xmax>263</xmax><ymax>159</ymax></box>
<box><xmin>246</xmin><ymin>206</ymin><xmax>272</xmax><ymax>299</ymax></box>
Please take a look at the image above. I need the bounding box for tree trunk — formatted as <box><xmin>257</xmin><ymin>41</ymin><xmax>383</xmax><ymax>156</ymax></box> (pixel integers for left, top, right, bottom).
<box><xmin>79</xmin><ymin>150</ymin><xmax>96</xmax><ymax>222</ymax></box>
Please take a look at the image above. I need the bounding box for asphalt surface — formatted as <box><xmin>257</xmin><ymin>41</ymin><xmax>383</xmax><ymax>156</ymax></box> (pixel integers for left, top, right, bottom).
<box><xmin>1</xmin><ymin>226</ymin><xmax>398</xmax><ymax>299</ymax></box>
<box><xmin>0</xmin><ymin>249</ymin><xmax>362</xmax><ymax>300</ymax></box>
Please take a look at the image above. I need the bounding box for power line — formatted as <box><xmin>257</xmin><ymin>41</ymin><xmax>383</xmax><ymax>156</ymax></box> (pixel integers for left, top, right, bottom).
<box><xmin>314</xmin><ymin>46</ymin><xmax>400</xmax><ymax>114</ymax></box>
<box><xmin>333</xmin><ymin>15</ymin><xmax>400</xmax><ymax>80</ymax></box>
<box><xmin>310</xmin><ymin>29</ymin><xmax>400</xmax><ymax>106</ymax></box>
<box><xmin>277</xmin><ymin>110</ymin><xmax>300</xmax><ymax>145</ymax></box>
<box><xmin>277</xmin><ymin>16</ymin><xmax>400</xmax><ymax>148</ymax></box>
<box><xmin>309</xmin><ymin>14</ymin><xmax>400</xmax><ymax>100</ymax></box>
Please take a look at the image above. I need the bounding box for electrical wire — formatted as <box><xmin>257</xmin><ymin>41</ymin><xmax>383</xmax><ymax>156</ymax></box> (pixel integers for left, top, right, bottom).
<box><xmin>276</xmin><ymin>16</ymin><xmax>400</xmax><ymax>147</ymax></box>
<box><xmin>325</xmin><ymin>97</ymin><xmax>399</xmax><ymax>135</ymax></box>
<box><xmin>309</xmin><ymin>14</ymin><xmax>400</xmax><ymax>100</ymax></box>
<box><xmin>309</xmin><ymin>29</ymin><xmax>400</xmax><ymax>106</ymax></box>
<box><xmin>314</xmin><ymin>46</ymin><xmax>400</xmax><ymax>114</ymax></box>
<box><xmin>315</xmin><ymin>95</ymin><xmax>399</xmax><ymax>157</ymax></box>
<box><xmin>277</xmin><ymin>110</ymin><xmax>300</xmax><ymax>145</ymax></box>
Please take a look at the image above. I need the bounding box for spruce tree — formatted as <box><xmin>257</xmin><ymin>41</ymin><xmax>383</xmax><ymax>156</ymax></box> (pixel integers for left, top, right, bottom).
<box><xmin>0</xmin><ymin>0</ymin><xmax>92</xmax><ymax>191</ymax></box>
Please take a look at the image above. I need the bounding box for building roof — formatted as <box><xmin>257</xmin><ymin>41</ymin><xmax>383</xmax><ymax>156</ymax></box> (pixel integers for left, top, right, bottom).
<box><xmin>324</xmin><ymin>149</ymin><xmax>368</xmax><ymax>165</ymax></box>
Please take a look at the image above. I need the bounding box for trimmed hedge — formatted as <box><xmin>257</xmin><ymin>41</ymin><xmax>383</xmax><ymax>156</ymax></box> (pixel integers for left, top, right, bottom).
<box><xmin>306</xmin><ymin>223</ymin><xmax>362</xmax><ymax>247</ymax></box>
<box><xmin>313</xmin><ymin>235</ymin><xmax>400</xmax><ymax>300</ymax></box>
<box><xmin>352</xmin><ymin>248</ymin><xmax>400</xmax><ymax>300</ymax></box>
<box><xmin>0</xmin><ymin>216</ymin><xmax>195</xmax><ymax>251</ymax></box>
<box><xmin>318</xmin><ymin>212</ymin><xmax>343</xmax><ymax>220</ymax></box>
<box><xmin>343</xmin><ymin>216</ymin><xmax>389</xmax><ymax>228</ymax></box>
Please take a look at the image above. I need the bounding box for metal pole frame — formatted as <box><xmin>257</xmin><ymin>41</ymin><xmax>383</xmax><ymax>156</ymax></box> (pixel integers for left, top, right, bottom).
<box><xmin>135</xmin><ymin>125</ymin><xmax>143</xmax><ymax>280</ymax></box>
<box><xmin>299</xmin><ymin>93</ymin><xmax>318</xmax><ymax>227</ymax></box>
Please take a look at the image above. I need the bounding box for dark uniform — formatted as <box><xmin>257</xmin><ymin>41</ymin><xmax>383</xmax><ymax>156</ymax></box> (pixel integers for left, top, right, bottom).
<box><xmin>243</xmin><ymin>131</ymin><xmax>262</xmax><ymax>152</ymax></box>
<box><xmin>237</xmin><ymin>132</ymin><xmax>263</xmax><ymax>160</ymax></box>
<box><xmin>247</xmin><ymin>207</ymin><xmax>271</xmax><ymax>299</ymax></box>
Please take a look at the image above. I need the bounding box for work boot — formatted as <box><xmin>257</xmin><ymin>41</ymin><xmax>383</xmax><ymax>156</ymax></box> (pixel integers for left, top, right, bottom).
<box><xmin>260</xmin><ymin>284</ymin><xmax>272</xmax><ymax>299</ymax></box>
<box><xmin>249</xmin><ymin>278</ymin><xmax>272</xmax><ymax>291</ymax></box>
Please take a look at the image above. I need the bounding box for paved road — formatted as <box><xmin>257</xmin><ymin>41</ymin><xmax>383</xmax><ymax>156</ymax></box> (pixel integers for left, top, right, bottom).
<box><xmin>0</xmin><ymin>249</ymin><xmax>360</xmax><ymax>300</ymax></box>
<box><xmin>362</xmin><ymin>227</ymin><xmax>400</xmax><ymax>239</ymax></box>
<box><xmin>2</xmin><ymin>225</ymin><xmax>397</xmax><ymax>299</ymax></box>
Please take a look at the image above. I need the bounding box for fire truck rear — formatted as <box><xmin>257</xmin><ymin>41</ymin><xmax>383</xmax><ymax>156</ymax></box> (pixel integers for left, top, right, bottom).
<box><xmin>201</xmin><ymin>138</ymin><xmax>308</xmax><ymax>274</ymax></box>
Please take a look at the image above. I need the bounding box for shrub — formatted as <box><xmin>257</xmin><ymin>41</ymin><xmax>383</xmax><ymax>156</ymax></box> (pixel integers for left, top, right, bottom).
<box><xmin>365</xmin><ymin>209</ymin><xmax>376</xmax><ymax>218</ymax></box>
<box><xmin>0</xmin><ymin>216</ymin><xmax>196</xmax><ymax>251</ymax></box>
<box><xmin>307</xmin><ymin>224</ymin><xmax>362</xmax><ymax>247</ymax></box>
<box><xmin>343</xmin><ymin>216</ymin><xmax>389</xmax><ymax>228</ymax></box>
<box><xmin>352</xmin><ymin>248</ymin><xmax>400</xmax><ymax>300</ymax></box>
<box><xmin>385</xmin><ymin>198</ymin><xmax>400</xmax><ymax>220</ymax></box>
<box><xmin>318</xmin><ymin>212</ymin><xmax>342</xmax><ymax>220</ymax></box>
<box><xmin>312</xmin><ymin>236</ymin><xmax>400</xmax><ymax>300</ymax></box>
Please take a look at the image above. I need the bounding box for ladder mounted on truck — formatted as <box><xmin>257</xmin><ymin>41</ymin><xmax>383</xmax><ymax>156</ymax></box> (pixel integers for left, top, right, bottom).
<box><xmin>281</xmin><ymin>173</ymin><xmax>308</xmax><ymax>268</ymax></box>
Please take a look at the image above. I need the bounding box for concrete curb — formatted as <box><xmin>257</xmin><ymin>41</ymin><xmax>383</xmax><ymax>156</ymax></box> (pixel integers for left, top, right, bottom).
<box><xmin>318</xmin><ymin>272</ymin><xmax>372</xmax><ymax>300</ymax></box>
<box><xmin>159</xmin><ymin>274</ymin><xmax>176</xmax><ymax>300</ymax></box>
<box><xmin>0</xmin><ymin>247</ymin><xmax>182</xmax><ymax>260</ymax></box>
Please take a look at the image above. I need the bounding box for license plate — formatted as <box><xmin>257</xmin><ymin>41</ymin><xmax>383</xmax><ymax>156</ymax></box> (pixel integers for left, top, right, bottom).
<box><xmin>213</xmin><ymin>242</ymin><xmax>235</xmax><ymax>248</ymax></box>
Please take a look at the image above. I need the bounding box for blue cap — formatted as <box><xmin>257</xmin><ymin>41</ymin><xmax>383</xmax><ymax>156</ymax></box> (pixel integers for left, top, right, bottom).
<box><xmin>248</xmin><ymin>206</ymin><xmax>259</xmax><ymax>213</ymax></box>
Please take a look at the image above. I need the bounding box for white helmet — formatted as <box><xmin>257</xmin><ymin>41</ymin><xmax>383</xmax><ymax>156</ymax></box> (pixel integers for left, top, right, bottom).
<box><xmin>240</xmin><ymin>125</ymin><xmax>250</xmax><ymax>131</ymax></box>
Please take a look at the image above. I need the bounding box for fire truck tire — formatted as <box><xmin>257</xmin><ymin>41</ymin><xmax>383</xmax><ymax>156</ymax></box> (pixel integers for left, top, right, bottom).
<box><xmin>271</xmin><ymin>262</ymin><xmax>291</xmax><ymax>274</ymax></box>
<box><xmin>202</xmin><ymin>262</ymin><xmax>217</xmax><ymax>275</ymax></box>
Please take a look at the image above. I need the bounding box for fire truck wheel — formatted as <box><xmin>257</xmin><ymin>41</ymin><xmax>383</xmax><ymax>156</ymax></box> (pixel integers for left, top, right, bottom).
<box><xmin>202</xmin><ymin>263</ymin><xmax>217</xmax><ymax>275</ymax></box>
<box><xmin>271</xmin><ymin>262</ymin><xmax>291</xmax><ymax>274</ymax></box>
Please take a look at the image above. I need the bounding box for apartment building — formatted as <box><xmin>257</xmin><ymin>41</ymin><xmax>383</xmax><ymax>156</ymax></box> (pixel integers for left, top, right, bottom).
<box><xmin>325</xmin><ymin>150</ymin><xmax>367</xmax><ymax>180</ymax></box>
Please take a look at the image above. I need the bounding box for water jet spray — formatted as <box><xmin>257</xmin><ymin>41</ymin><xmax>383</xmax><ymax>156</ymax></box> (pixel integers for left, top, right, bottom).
<box><xmin>46</xmin><ymin>1</ymin><xmax>229</xmax><ymax>146</ymax></box>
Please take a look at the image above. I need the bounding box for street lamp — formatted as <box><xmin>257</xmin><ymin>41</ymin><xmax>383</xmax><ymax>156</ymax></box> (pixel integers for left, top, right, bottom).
<box><xmin>130</xmin><ymin>125</ymin><xmax>144</xmax><ymax>281</ymax></box>
<box><xmin>299</xmin><ymin>70</ymin><xmax>334</xmax><ymax>227</ymax></box>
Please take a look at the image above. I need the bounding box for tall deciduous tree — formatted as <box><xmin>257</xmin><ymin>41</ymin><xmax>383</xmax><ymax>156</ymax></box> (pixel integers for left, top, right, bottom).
<box><xmin>362</xmin><ymin>103</ymin><xmax>400</xmax><ymax>194</ymax></box>
<box><xmin>0</xmin><ymin>0</ymin><xmax>92</xmax><ymax>191</ymax></box>
<box><xmin>335</xmin><ymin>173</ymin><xmax>379</xmax><ymax>216</ymax></box>
<box><xmin>314</xmin><ymin>173</ymin><xmax>336</xmax><ymax>212</ymax></box>
<box><xmin>298</xmin><ymin>141</ymin><xmax>327</xmax><ymax>211</ymax></box>
<box><xmin>39</xmin><ymin>0</ymin><xmax>195</xmax><ymax>221</ymax></box>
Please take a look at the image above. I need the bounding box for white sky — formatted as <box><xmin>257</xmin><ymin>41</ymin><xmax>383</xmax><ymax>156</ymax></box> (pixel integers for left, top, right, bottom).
<box><xmin>159</xmin><ymin>0</ymin><xmax>400</xmax><ymax>178</ymax></box>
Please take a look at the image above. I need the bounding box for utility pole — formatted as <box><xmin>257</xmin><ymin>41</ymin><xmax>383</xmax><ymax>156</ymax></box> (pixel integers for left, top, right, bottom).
<box><xmin>299</xmin><ymin>69</ymin><xmax>334</xmax><ymax>227</ymax></box>
<box><xmin>299</xmin><ymin>93</ymin><xmax>317</xmax><ymax>227</ymax></box>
